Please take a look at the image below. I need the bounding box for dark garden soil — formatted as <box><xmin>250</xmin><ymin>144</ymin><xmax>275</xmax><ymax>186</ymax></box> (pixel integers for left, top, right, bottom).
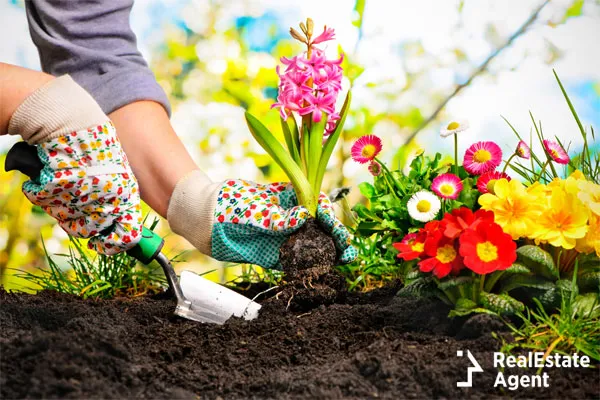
<box><xmin>1</xmin><ymin>282</ymin><xmax>598</xmax><ymax>400</ymax></box>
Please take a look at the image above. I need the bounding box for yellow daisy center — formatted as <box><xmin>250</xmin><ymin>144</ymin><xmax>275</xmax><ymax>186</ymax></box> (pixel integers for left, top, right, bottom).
<box><xmin>361</xmin><ymin>144</ymin><xmax>377</xmax><ymax>158</ymax></box>
<box><xmin>440</xmin><ymin>183</ymin><xmax>455</xmax><ymax>196</ymax></box>
<box><xmin>476</xmin><ymin>241</ymin><xmax>498</xmax><ymax>262</ymax></box>
<box><xmin>486</xmin><ymin>179</ymin><xmax>498</xmax><ymax>194</ymax></box>
<box><xmin>436</xmin><ymin>245</ymin><xmax>457</xmax><ymax>263</ymax></box>
<box><xmin>416</xmin><ymin>200</ymin><xmax>431</xmax><ymax>213</ymax></box>
<box><xmin>447</xmin><ymin>121</ymin><xmax>460</xmax><ymax>130</ymax></box>
<box><xmin>412</xmin><ymin>242</ymin><xmax>425</xmax><ymax>253</ymax></box>
<box><xmin>550</xmin><ymin>149</ymin><xmax>559</xmax><ymax>159</ymax></box>
<box><xmin>473</xmin><ymin>149</ymin><xmax>491</xmax><ymax>163</ymax></box>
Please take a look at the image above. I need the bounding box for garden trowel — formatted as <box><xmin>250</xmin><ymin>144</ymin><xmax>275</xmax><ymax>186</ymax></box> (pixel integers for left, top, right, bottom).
<box><xmin>4</xmin><ymin>141</ymin><xmax>261</xmax><ymax>324</ymax></box>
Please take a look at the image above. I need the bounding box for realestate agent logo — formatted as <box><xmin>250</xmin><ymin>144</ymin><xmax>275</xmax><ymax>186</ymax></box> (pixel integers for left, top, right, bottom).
<box><xmin>456</xmin><ymin>350</ymin><xmax>483</xmax><ymax>387</ymax></box>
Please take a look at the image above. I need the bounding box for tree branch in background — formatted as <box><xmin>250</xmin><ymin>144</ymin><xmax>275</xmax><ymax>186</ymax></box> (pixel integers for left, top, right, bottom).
<box><xmin>403</xmin><ymin>0</ymin><xmax>550</xmax><ymax>145</ymax></box>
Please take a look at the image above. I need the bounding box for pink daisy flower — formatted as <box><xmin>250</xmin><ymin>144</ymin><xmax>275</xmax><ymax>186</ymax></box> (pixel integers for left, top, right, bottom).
<box><xmin>543</xmin><ymin>139</ymin><xmax>570</xmax><ymax>164</ymax></box>
<box><xmin>368</xmin><ymin>160</ymin><xmax>382</xmax><ymax>176</ymax></box>
<box><xmin>463</xmin><ymin>141</ymin><xmax>502</xmax><ymax>175</ymax></box>
<box><xmin>476</xmin><ymin>171</ymin><xmax>511</xmax><ymax>194</ymax></box>
<box><xmin>351</xmin><ymin>135</ymin><xmax>383</xmax><ymax>164</ymax></box>
<box><xmin>516</xmin><ymin>141</ymin><xmax>530</xmax><ymax>159</ymax></box>
<box><xmin>431</xmin><ymin>173</ymin><xmax>463</xmax><ymax>200</ymax></box>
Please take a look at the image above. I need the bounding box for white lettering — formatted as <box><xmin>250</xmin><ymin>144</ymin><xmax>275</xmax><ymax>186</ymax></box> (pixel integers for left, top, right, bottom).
<box><xmin>507</xmin><ymin>375</ymin><xmax>520</xmax><ymax>391</ymax></box>
<box><xmin>494</xmin><ymin>352</ymin><xmax>505</xmax><ymax>368</ymax></box>
<box><xmin>494</xmin><ymin>372</ymin><xmax>507</xmax><ymax>388</ymax></box>
<box><xmin>581</xmin><ymin>355</ymin><xmax>590</xmax><ymax>368</ymax></box>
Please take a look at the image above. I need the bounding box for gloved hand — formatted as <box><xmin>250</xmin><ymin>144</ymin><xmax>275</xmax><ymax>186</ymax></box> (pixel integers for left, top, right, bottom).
<box><xmin>7</xmin><ymin>75</ymin><xmax>143</xmax><ymax>254</ymax></box>
<box><xmin>167</xmin><ymin>175</ymin><xmax>357</xmax><ymax>269</ymax></box>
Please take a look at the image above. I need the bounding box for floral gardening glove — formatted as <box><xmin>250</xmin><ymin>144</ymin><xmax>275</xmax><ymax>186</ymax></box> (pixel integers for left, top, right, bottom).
<box><xmin>209</xmin><ymin>180</ymin><xmax>357</xmax><ymax>269</ymax></box>
<box><xmin>7</xmin><ymin>75</ymin><xmax>143</xmax><ymax>255</ymax></box>
<box><xmin>167</xmin><ymin>174</ymin><xmax>357</xmax><ymax>270</ymax></box>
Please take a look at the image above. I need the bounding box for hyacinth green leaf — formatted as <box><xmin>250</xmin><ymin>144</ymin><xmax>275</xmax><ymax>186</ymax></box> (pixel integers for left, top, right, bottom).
<box><xmin>307</xmin><ymin>114</ymin><xmax>328</xmax><ymax>192</ymax></box>
<box><xmin>315</xmin><ymin>91</ymin><xmax>352</xmax><ymax>194</ymax></box>
<box><xmin>245</xmin><ymin>112</ymin><xmax>316</xmax><ymax>215</ymax></box>
<box><xmin>480</xmin><ymin>292</ymin><xmax>525</xmax><ymax>316</ymax></box>
<box><xmin>516</xmin><ymin>245</ymin><xmax>559</xmax><ymax>280</ymax></box>
<box><xmin>280</xmin><ymin>115</ymin><xmax>302</xmax><ymax>168</ymax></box>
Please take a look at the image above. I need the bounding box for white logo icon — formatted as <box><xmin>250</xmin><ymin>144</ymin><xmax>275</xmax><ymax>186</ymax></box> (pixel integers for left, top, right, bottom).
<box><xmin>457</xmin><ymin>350</ymin><xmax>483</xmax><ymax>387</ymax></box>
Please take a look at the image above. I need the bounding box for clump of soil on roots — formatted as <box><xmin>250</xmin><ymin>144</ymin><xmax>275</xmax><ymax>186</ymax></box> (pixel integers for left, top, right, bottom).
<box><xmin>278</xmin><ymin>218</ymin><xmax>347</xmax><ymax>310</ymax></box>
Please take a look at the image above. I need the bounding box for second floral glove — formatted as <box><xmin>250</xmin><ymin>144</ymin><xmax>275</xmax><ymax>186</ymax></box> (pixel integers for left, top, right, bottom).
<box><xmin>167</xmin><ymin>173</ymin><xmax>357</xmax><ymax>269</ymax></box>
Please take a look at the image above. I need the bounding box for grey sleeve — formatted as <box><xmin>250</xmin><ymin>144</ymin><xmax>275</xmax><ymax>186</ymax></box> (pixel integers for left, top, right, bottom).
<box><xmin>25</xmin><ymin>0</ymin><xmax>171</xmax><ymax>116</ymax></box>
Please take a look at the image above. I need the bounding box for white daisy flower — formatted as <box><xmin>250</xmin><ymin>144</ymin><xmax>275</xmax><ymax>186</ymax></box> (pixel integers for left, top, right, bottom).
<box><xmin>407</xmin><ymin>190</ymin><xmax>441</xmax><ymax>222</ymax></box>
<box><xmin>440</xmin><ymin>120</ymin><xmax>469</xmax><ymax>138</ymax></box>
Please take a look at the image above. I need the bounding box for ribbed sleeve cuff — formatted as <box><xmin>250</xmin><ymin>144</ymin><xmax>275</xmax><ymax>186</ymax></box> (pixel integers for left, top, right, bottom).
<box><xmin>167</xmin><ymin>170</ymin><xmax>222</xmax><ymax>256</ymax></box>
<box><xmin>84</xmin><ymin>68</ymin><xmax>172</xmax><ymax>116</ymax></box>
<box><xmin>8</xmin><ymin>75</ymin><xmax>108</xmax><ymax>144</ymax></box>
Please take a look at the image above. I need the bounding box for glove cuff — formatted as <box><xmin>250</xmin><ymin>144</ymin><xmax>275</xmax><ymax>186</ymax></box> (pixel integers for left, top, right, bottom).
<box><xmin>167</xmin><ymin>169</ymin><xmax>222</xmax><ymax>256</ymax></box>
<box><xmin>8</xmin><ymin>75</ymin><xmax>108</xmax><ymax>144</ymax></box>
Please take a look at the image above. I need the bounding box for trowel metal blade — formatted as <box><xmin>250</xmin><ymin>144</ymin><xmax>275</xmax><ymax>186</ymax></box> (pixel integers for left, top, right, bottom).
<box><xmin>179</xmin><ymin>270</ymin><xmax>262</xmax><ymax>323</ymax></box>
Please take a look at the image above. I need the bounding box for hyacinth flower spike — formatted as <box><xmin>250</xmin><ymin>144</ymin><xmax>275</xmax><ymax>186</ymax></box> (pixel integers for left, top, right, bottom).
<box><xmin>244</xmin><ymin>18</ymin><xmax>351</xmax><ymax>216</ymax></box>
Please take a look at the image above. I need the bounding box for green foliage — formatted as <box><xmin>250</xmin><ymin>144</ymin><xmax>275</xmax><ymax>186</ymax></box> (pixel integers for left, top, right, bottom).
<box><xmin>498</xmin><ymin>268</ymin><xmax>600</xmax><ymax>362</ymax></box>
<box><xmin>16</xmin><ymin>237</ymin><xmax>166</xmax><ymax>299</ymax></box>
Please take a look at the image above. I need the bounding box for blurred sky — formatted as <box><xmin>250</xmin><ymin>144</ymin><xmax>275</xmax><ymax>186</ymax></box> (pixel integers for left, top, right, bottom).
<box><xmin>1</xmin><ymin>0</ymin><xmax>599</xmax><ymax>165</ymax></box>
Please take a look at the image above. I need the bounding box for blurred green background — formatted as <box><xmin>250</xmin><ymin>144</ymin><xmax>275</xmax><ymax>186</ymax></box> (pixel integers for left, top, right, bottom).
<box><xmin>1</xmin><ymin>0</ymin><xmax>599</xmax><ymax>290</ymax></box>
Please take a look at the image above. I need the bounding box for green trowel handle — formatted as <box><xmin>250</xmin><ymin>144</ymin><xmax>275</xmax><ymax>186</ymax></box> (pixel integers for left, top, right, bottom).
<box><xmin>127</xmin><ymin>227</ymin><xmax>164</xmax><ymax>264</ymax></box>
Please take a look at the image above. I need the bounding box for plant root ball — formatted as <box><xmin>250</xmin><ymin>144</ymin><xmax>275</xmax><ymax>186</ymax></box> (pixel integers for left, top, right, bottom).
<box><xmin>280</xmin><ymin>218</ymin><xmax>336</xmax><ymax>275</ymax></box>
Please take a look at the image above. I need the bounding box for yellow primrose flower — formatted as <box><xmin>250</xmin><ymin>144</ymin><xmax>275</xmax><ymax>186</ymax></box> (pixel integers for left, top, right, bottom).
<box><xmin>576</xmin><ymin>213</ymin><xmax>600</xmax><ymax>257</ymax></box>
<box><xmin>534</xmin><ymin>186</ymin><xmax>588</xmax><ymax>249</ymax></box>
<box><xmin>478</xmin><ymin>179</ymin><xmax>544</xmax><ymax>240</ymax></box>
<box><xmin>57</xmin><ymin>162</ymin><xmax>68</xmax><ymax>169</ymax></box>
<box><xmin>569</xmin><ymin>170</ymin><xmax>586</xmax><ymax>180</ymax></box>
<box><xmin>80</xmin><ymin>143</ymin><xmax>89</xmax><ymax>150</ymax></box>
<box><xmin>58</xmin><ymin>136</ymin><xmax>68</xmax><ymax>144</ymax></box>
<box><xmin>577</xmin><ymin>180</ymin><xmax>600</xmax><ymax>216</ymax></box>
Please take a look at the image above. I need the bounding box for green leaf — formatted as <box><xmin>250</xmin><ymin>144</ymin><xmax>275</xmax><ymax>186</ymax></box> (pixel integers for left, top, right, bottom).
<box><xmin>245</xmin><ymin>112</ymin><xmax>316</xmax><ymax>214</ymax></box>
<box><xmin>280</xmin><ymin>116</ymin><xmax>302</xmax><ymax>167</ymax></box>
<box><xmin>315</xmin><ymin>91</ymin><xmax>352</xmax><ymax>193</ymax></box>
<box><xmin>358</xmin><ymin>182</ymin><xmax>376</xmax><ymax>199</ymax></box>
<box><xmin>516</xmin><ymin>245</ymin><xmax>559</xmax><ymax>280</ymax></box>
<box><xmin>397</xmin><ymin>277</ymin><xmax>438</xmax><ymax>298</ymax></box>
<box><xmin>438</xmin><ymin>276</ymin><xmax>474</xmax><ymax>291</ymax></box>
<box><xmin>498</xmin><ymin>275</ymin><xmax>555</xmax><ymax>294</ymax></box>
<box><xmin>572</xmin><ymin>293</ymin><xmax>600</xmax><ymax>319</ymax></box>
<box><xmin>577</xmin><ymin>270</ymin><xmax>600</xmax><ymax>293</ymax></box>
<box><xmin>480</xmin><ymin>292</ymin><xmax>525</xmax><ymax>316</ymax></box>
<box><xmin>504</xmin><ymin>262</ymin><xmax>531</xmax><ymax>275</ymax></box>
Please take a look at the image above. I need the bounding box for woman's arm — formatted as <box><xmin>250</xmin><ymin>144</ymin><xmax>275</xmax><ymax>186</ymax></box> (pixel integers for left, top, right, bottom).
<box><xmin>0</xmin><ymin>63</ymin><xmax>53</xmax><ymax>135</ymax></box>
<box><xmin>24</xmin><ymin>0</ymin><xmax>198</xmax><ymax>217</ymax></box>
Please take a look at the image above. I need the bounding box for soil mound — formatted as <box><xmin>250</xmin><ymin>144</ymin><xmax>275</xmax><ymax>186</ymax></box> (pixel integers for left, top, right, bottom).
<box><xmin>1</xmin><ymin>285</ymin><xmax>598</xmax><ymax>399</ymax></box>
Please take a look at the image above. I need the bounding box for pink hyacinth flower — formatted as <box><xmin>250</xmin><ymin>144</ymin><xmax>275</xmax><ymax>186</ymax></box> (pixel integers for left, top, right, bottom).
<box><xmin>463</xmin><ymin>141</ymin><xmax>503</xmax><ymax>175</ymax></box>
<box><xmin>351</xmin><ymin>135</ymin><xmax>383</xmax><ymax>164</ymax></box>
<box><xmin>300</xmin><ymin>91</ymin><xmax>337</xmax><ymax>123</ymax></box>
<box><xmin>516</xmin><ymin>140</ymin><xmax>531</xmax><ymax>159</ymax></box>
<box><xmin>312</xmin><ymin>26</ymin><xmax>336</xmax><ymax>44</ymax></box>
<box><xmin>543</xmin><ymin>139</ymin><xmax>570</xmax><ymax>164</ymax></box>
<box><xmin>431</xmin><ymin>173</ymin><xmax>463</xmax><ymax>200</ymax></box>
